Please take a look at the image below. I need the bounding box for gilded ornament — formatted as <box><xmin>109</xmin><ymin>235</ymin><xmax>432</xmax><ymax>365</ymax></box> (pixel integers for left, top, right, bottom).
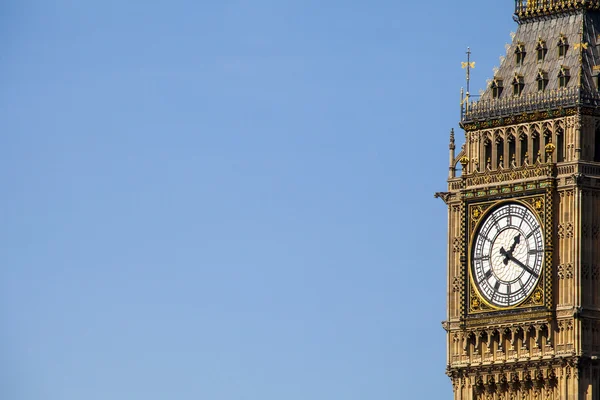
<box><xmin>532</xmin><ymin>289</ymin><xmax>543</xmax><ymax>305</ymax></box>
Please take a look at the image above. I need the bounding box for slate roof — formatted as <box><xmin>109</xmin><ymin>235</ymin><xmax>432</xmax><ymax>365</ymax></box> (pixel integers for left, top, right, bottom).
<box><xmin>463</xmin><ymin>9</ymin><xmax>600</xmax><ymax>122</ymax></box>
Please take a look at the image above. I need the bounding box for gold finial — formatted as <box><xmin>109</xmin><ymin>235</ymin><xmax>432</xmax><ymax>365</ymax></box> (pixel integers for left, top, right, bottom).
<box><xmin>460</xmin><ymin>156</ymin><xmax>470</xmax><ymax>167</ymax></box>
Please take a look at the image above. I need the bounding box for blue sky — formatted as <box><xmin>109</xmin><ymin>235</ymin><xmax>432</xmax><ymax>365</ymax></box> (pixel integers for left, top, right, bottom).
<box><xmin>2</xmin><ymin>1</ymin><xmax>516</xmax><ymax>399</ymax></box>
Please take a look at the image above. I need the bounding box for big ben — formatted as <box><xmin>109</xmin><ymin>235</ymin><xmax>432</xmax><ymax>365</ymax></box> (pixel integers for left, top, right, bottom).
<box><xmin>438</xmin><ymin>1</ymin><xmax>600</xmax><ymax>399</ymax></box>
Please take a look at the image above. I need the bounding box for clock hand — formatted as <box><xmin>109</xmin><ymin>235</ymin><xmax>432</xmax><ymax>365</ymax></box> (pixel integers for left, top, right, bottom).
<box><xmin>508</xmin><ymin>234</ymin><xmax>521</xmax><ymax>253</ymax></box>
<box><xmin>499</xmin><ymin>246</ymin><xmax>511</xmax><ymax>265</ymax></box>
<box><xmin>501</xmin><ymin>234</ymin><xmax>521</xmax><ymax>265</ymax></box>
<box><xmin>506</xmin><ymin>254</ymin><xmax>539</xmax><ymax>278</ymax></box>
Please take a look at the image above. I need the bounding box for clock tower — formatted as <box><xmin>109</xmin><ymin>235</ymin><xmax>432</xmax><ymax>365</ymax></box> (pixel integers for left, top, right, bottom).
<box><xmin>438</xmin><ymin>1</ymin><xmax>600</xmax><ymax>399</ymax></box>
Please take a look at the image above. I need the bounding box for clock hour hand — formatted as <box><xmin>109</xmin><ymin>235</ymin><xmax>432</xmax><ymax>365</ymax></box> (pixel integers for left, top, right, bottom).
<box><xmin>508</xmin><ymin>234</ymin><xmax>521</xmax><ymax>253</ymax></box>
<box><xmin>499</xmin><ymin>246</ymin><xmax>512</xmax><ymax>265</ymax></box>
<box><xmin>500</xmin><ymin>234</ymin><xmax>521</xmax><ymax>265</ymax></box>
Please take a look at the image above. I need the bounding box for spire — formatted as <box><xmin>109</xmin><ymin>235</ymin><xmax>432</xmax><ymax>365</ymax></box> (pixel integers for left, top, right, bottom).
<box><xmin>449</xmin><ymin>129</ymin><xmax>456</xmax><ymax>179</ymax></box>
<box><xmin>462</xmin><ymin>3</ymin><xmax>600</xmax><ymax>123</ymax></box>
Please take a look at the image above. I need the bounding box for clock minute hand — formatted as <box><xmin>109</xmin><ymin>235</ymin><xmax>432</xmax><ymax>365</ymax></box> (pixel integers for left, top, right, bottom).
<box><xmin>506</xmin><ymin>254</ymin><xmax>539</xmax><ymax>278</ymax></box>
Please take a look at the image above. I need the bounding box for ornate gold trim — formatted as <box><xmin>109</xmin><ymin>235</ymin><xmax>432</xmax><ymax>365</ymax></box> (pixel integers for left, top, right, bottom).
<box><xmin>466</xmin><ymin>196</ymin><xmax>550</xmax><ymax>314</ymax></box>
<box><xmin>463</xmin><ymin>107</ymin><xmax>577</xmax><ymax>132</ymax></box>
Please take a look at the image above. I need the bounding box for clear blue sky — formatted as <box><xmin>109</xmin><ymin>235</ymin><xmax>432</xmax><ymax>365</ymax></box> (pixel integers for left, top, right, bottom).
<box><xmin>2</xmin><ymin>1</ymin><xmax>515</xmax><ymax>399</ymax></box>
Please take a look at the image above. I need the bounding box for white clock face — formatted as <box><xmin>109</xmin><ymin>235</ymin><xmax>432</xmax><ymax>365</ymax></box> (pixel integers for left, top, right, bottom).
<box><xmin>471</xmin><ymin>203</ymin><xmax>544</xmax><ymax>308</ymax></box>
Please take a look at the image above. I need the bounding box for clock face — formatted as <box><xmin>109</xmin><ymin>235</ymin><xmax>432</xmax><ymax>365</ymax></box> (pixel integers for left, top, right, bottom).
<box><xmin>471</xmin><ymin>203</ymin><xmax>544</xmax><ymax>308</ymax></box>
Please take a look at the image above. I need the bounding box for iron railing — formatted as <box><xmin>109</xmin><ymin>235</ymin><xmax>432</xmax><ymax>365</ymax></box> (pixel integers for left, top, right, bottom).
<box><xmin>515</xmin><ymin>0</ymin><xmax>600</xmax><ymax>18</ymax></box>
<box><xmin>462</xmin><ymin>88</ymin><xmax>600</xmax><ymax>121</ymax></box>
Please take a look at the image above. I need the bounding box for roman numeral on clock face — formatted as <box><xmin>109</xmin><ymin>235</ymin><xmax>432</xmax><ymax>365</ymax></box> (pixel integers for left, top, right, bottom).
<box><xmin>526</xmin><ymin>225</ymin><xmax>540</xmax><ymax>239</ymax></box>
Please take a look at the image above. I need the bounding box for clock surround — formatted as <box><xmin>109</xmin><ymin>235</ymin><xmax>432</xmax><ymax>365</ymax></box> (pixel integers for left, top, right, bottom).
<box><xmin>464</xmin><ymin>192</ymin><xmax>553</xmax><ymax>317</ymax></box>
<box><xmin>470</xmin><ymin>201</ymin><xmax>544</xmax><ymax>309</ymax></box>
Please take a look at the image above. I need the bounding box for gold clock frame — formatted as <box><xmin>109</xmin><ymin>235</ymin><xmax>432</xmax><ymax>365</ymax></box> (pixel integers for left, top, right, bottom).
<box><xmin>464</xmin><ymin>191</ymin><xmax>554</xmax><ymax>317</ymax></box>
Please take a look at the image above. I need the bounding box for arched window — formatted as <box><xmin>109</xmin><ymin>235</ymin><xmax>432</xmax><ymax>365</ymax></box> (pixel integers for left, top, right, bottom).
<box><xmin>537</xmin><ymin>70</ymin><xmax>548</xmax><ymax>92</ymax></box>
<box><xmin>558</xmin><ymin>66</ymin><xmax>570</xmax><ymax>88</ymax></box>
<box><xmin>532</xmin><ymin>130</ymin><xmax>541</xmax><ymax>163</ymax></box>
<box><xmin>515</xmin><ymin>43</ymin><xmax>526</xmax><ymax>66</ymax></box>
<box><xmin>496</xmin><ymin>137</ymin><xmax>505</xmax><ymax>168</ymax></box>
<box><xmin>508</xmin><ymin>134</ymin><xmax>516</xmax><ymax>167</ymax></box>
<box><xmin>491</xmin><ymin>78</ymin><xmax>504</xmax><ymax>99</ymax></box>
<box><xmin>520</xmin><ymin>132</ymin><xmax>529</xmax><ymax>165</ymax></box>
<box><xmin>484</xmin><ymin>138</ymin><xmax>492</xmax><ymax>169</ymax></box>
<box><xmin>556</xmin><ymin>129</ymin><xmax>564</xmax><ymax>162</ymax></box>
<box><xmin>558</xmin><ymin>34</ymin><xmax>568</xmax><ymax>57</ymax></box>
<box><xmin>536</xmin><ymin>38</ymin><xmax>547</xmax><ymax>62</ymax></box>
<box><xmin>512</xmin><ymin>74</ymin><xmax>525</xmax><ymax>96</ymax></box>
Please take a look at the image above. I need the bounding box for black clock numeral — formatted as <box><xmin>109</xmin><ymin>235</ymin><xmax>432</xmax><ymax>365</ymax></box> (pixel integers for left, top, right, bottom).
<box><xmin>478</xmin><ymin>233</ymin><xmax>492</xmax><ymax>243</ymax></box>
<box><xmin>526</xmin><ymin>225</ymin><xmax>540</xmax><ymax>239</ymax></box>
<box><xmin>506</xmin><ymin>210</ymin><xmax>513</xmax><ymax>226</ymax></box>
<box><xmin>491</xmin><ymin>214</ymin><xmax>501</xmax><ymax>230</ymax></box>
